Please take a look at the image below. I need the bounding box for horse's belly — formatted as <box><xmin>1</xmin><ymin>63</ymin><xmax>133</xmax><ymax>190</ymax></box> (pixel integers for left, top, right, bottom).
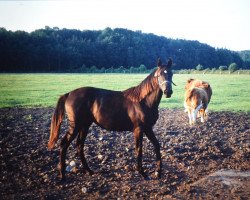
<box><xmin>95</xmin><ymin>116</ymin><xmax>133</xmax><ymax>131</ymax></box>
<box><xmin>90</xmin><ymin>96</ymin><xmax>133</xmax><ymax>131</ymax></box>
<box><xmin>92</xmin><ymin>107</ymin><xmax>133</xmax><ymax>131</ymax></box>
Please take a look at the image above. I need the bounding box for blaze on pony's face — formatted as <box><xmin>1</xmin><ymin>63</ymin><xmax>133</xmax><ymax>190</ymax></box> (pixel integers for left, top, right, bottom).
<box><xmin>155</xmin><ymin>58</ymin><xmax>174</xmax><ymax>98</ymax></box>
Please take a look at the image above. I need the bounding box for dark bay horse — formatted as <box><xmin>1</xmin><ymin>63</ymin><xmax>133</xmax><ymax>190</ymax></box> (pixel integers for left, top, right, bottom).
<box><xmin>48</xmin><ymin>58</ymin><xmax>174</xmax><ymax>180</ymax></box>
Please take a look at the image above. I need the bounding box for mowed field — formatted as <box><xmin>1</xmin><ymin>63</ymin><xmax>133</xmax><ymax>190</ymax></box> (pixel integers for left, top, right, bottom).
<box><xmin>0</xmin><ymin>73</ymin><xmax>249</xmax><ymax>111</ymax></box>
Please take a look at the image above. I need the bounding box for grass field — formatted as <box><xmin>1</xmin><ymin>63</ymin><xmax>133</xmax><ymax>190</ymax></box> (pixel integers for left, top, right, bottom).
<box><xmin>0</xmin><ymin>73</ymin><xmax>249</xmax><ymax>112</ymax></box>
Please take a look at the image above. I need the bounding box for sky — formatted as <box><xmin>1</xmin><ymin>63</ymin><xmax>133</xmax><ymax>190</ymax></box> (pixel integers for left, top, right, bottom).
<box><xmin>0</xmin><ymin>0</ymin><xmax>250</xmax><ymax>51</ymax></box>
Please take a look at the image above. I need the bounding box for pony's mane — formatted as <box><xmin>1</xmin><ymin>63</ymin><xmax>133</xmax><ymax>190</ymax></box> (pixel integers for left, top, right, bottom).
<box><xmin>193</xmin><ymin>81</ymin><xmax>205</xmax><ymax>88</ymax></box>
<box><xmin>123</xmin><ymin>70</ymin><xmax>158</xmax><ymax>102</ymax></box>
<box><xmin>185</xmin><ymin>79</ymin><xmax>209</xmax><ymax>90</ymax></box>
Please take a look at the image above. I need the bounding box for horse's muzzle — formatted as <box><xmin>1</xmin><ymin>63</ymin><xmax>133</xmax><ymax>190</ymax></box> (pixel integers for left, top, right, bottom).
<box><xmin>164</xmin><ymin>90</ymin><xmax>173</xmax><ymax>98</ymax></box>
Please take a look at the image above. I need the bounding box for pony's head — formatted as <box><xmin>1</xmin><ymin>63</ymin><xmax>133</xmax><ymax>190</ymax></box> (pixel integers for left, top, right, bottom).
<box><xmin>154</xmin><ymin>58</ymin><xmax>174</xmax><ymax>98</ymax></box>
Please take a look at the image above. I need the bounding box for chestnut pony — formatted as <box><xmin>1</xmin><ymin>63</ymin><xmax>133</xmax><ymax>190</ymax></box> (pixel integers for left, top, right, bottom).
<box><xmin>184</xmin><ymin>79</ymin><xmax>212</xmax><ymax>125</ymax></box>
<box><xmin>48</xmin><ymin>58</ymin><xmax>174</xmax><ymax>180</ymax></box>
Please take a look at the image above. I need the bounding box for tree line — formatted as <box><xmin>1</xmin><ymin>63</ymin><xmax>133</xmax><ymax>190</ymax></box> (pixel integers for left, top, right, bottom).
<box><xmin>0</xmin><ymin>26</ymin><xmax>248</xmax><ymax>72</ymax></box>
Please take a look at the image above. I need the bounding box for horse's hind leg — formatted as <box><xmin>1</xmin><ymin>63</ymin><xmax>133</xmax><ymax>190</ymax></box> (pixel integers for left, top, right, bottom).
<box><xmin>200</xmin><ymin>109</ymin><xmax>205</xmax><ymax>123</ymax></box>
<box><xmin>145</xmin><ymin>129</ymin><xmax>162</xmax><ymax>179</ymax></box>
<box><xmin>76</xmin><ymin>128</ymin><xmax>94</xmax><ymax>175</ymax></box>
<box><xmin>59</xmin><ymin>126</ymin><xmax>78</xmax><ymax>180</ymax></box>
<box><xmin>192</xmin><ymin>109</ymin><xmax>197</xmax><ymax>125</ymax></box>
<box><xmin>187</xmin><ymin>109</ymin><xmax>193</xmax><ymax>125</ymax></box>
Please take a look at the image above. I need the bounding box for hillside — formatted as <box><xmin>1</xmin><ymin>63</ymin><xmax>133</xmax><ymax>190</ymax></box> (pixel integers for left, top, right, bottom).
<box><xmin>0</xmin><ymin>27</ymin><xmax>247</xmax><ymax>72</ymax></box>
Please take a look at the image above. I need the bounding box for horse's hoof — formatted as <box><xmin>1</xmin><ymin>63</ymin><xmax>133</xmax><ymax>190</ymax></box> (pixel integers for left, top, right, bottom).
<box><xmin>57</xmin><ymin>176</ymin><xmax>66</xmax><ymax>184</ymax></box>
<box><xmin>58</xmin><ymin>173</ymin><xmax>66</xmax><ymax>181</ymax></box>
<box><xmin>144</xmin><ymin>175</ymin><xmax>151</xmax><ymax>181</ymax></box>
<box><xmin>139</xmin><ymin>171</ymin><xmax>150</xmax><ymax>180</ymax></box>
<box><xmin>87</xmin><ymin>169</ymin><xmax>94</xmax><ymax>175</ymax></box>
<box><xmin>82</xmin><ymin>168</ymin><xmax>94</xmax><ymax>175</ymax></box>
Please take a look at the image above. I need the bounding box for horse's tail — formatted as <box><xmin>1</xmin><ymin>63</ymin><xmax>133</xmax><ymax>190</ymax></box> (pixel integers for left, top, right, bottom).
<box><xmin>48</xmin><ymin>93</ymin><xmax>69</xmax><ymax>150</ymax></box>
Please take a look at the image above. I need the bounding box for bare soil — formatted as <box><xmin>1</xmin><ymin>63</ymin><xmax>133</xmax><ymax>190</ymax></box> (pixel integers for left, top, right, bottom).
<box><xmin>0</xmin><ymin>107</ymin><xmax>249</xmax><ymax>199</ymax></box>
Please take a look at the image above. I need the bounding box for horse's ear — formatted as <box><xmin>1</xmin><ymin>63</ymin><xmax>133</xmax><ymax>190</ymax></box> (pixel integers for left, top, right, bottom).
<box><xmin>154</xmin><ymin>68</ymin><xmax>161</xmax><ymax>77</ymax></box>
<box><xmin>157</xmin><ymin>58</ymin><xmax>162</xmax><ymax>67</ymax></box>
<box><xmin>166</xmin><ymin>58</ymin><xmax>172</xmax><ymax>68</ymax></box>
<box><xmin>185</xmin><ymin>78</ymin><xmax>193</xmax><ymax>89</ymax></box>
<box><xmin>187</xmin><ymin>78</ymin><xmax>194</xmax><ymax>83</ymax></box>
<box><xmin>203</xmin><ymin>83</ymin><xmax>210</xmax><ymax>88</ymax></box>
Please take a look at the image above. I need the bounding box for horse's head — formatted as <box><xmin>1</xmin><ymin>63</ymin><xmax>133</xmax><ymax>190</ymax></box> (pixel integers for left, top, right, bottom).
<box><xmin>154</xmin><ymin>58</ymin><xmax>174</xmax><ymax>98</ymax></box>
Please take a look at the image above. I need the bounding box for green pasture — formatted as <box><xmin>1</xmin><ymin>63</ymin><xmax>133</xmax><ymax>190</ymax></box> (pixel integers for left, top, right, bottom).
<box><xmin>0</xmin><ymin>73</ymin><xmax>249</xmax><ymax>112</ymax></box>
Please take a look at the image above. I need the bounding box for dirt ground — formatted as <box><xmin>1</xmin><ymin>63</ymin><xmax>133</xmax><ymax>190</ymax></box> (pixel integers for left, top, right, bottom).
<box><xmin>0</xmin><ymin>107</ymin><xmax>249</xmax><ymax>199</ymax></box>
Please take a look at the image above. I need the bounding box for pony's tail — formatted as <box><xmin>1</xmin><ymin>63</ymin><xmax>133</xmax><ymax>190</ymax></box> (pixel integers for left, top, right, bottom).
<box><xmin>195</xmin><ymin>100</ymin><xmax>203</xmax><ymax>113</ymax></box>
<box><xmin>48</xmin><ymin>93</ymin><xmax>69</xmax><ymax>150</ymax></box>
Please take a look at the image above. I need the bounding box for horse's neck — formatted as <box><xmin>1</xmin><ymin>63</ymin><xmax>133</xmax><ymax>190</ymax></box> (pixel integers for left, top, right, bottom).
<box><xmin>123</xmin><ymin>73</ymin><xmax>159</xmax><ymax>102</ymax></box>
<box><xmin>142</xmin><ymin>74</ymin><xmax>162</xmax><ymax>108</ymax></box>
<box><xmin>143</xmin><ymin>86</ymin><xmax>163</xmax><ymax>108</ymax></box>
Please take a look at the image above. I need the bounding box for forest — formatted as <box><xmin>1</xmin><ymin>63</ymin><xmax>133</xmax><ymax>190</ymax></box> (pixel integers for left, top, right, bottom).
<box><xmin>0</xmin><ymin>26</ymin><xmax>249</xmax><ymax>72</ymax></box>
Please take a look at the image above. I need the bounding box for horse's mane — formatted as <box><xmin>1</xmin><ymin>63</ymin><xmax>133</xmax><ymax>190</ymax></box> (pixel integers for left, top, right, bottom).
<box><xmin>122</xmin><ymin>70</ymin><xmax>158</xmax><ymax>102</ymax></box>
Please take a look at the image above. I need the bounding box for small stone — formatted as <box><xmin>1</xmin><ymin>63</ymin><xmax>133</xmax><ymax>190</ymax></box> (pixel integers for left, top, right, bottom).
<box><xmin>43</xmin><ymin>174</ymin><xmax>48</xmax><ymax>179</ymax></box>
<box><xmin>81</xmin><ymin>187</ymin><xmax>87</xmax><ymax>193</ymax></box>
<box><xmin>69</xmin><ymin>160</ymin><xmax>76</xmax><ymax>167</ymax></box>
<box><xmin>43</xmin><ymin>174</ymin><xmax>49</xmax><ymax>182</ymax></box>
<box><xmin>155</xmin><ymin>171</ymin><xmax>159</xmax><ymax>177</ymax></box>
<box><xmin>66</xmin><ymin>166</ymin><xmax>71</xmax><ymax>172</ymax></box>
<box><xmin>71</xmin><ymin>167</ymin><xmax>78</xmax><ymax>173</ymax></box>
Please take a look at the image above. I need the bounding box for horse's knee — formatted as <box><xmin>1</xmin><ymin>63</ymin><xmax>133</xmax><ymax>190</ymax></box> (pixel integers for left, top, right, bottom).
<box><xmin>134</xmin><ymin>128</ymin><xmax>143</xmax><ymax>150</ymax></box>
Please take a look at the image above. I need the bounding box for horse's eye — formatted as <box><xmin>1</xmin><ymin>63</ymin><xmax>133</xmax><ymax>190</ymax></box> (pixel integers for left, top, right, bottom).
<box><xmin>164</xmin><ymin>70</ymin><xmax>167</xmax><ymax>74</ymax></box>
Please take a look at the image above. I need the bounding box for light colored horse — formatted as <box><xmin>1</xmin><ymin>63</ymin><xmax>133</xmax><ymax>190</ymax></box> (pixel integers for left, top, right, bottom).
<box><xmin>184</xmin><ymin>79</ymin><xmax>212</xmax><ymax>125</ymax></box>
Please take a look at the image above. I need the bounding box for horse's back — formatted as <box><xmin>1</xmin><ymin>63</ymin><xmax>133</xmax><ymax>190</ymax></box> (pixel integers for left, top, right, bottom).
<box><xmin>64</xmin><ymin>87</ymin><xmax>134</xmax><ymax>131</ymax></box>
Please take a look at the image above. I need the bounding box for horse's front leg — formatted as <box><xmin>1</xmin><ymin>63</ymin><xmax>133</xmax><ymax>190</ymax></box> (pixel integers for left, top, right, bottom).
<box><xmin>145</xmin><ymin>128</ymin><xmax>162</xmax><ymax>179</ymax></box>
<box><xmin>133</xmin><ymin>126</ymin><xmax>147</xmax><ymax>178</ymax></box>
<box><xmin>59</xmin><ymin>128</ymin><xmax>78</xmax><ymax>180</ymax></box>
